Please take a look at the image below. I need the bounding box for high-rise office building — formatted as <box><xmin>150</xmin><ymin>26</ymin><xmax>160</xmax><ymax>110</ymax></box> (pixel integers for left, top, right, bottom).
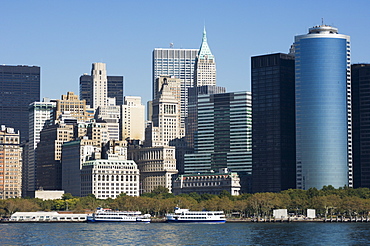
<box><xmin>152</xmin><ymin>48</ymin><xmax>198</xmax><ymax>127</ymax></box>
<box><xmin>194</xmin><ymin>28</ymin><xmax>216</xmax><ymax>87</ymax></box>
<box><xmin>0</xmin><ymin>125</ymin><xmax>22</xmax><ymax>199</ymax></box>
<box><xmin>251</xmin><ymin>53</ymin><xmax>296</xmax><ymax>193</ymax></box>
<box><xmin>107</xmin><ymin>76</ymin><xmax>124</xmax><ymax>106</ymax></box>
<box><xmin>185</xmin><ymin>85</ymin><xmax>226</xmax><ymax>150</ymax></box>
<box><xmin>92</xmin><ymin>63</ymin><xmax>108</xmax><ymax>109</ymax></box>
<box><xmin>95</xmin><ymin>97</ymin><xmax>120</xmax><ymax>141</ymax></box>
<box><xmin>80</xmin><ymin>63</ymin><xmax>124</xmax><ymax>108</ymax></box>
<box><xmin>294</xmin><ymin>25</ymin><xmax>351</xmax><ymax>189</ymax></box>
<box><xmin>0</xmin><ymin>65</ymin><xmax>40</xmax><ymax>143</ymax></box>
<box><xmin>25</xmin><ymin>99</ymin><xmax>56</xmax><ymax>195</ymax></box>
<box><xmin>53</xmin><ymin>92</ymin><xmax>91</xmax><ymax>122</ymax></box>
<box><xmin>145</xmin><ymin>78</ymin><xmax>182</xmax><ymax>147</ymax></box>
<box><xmin>352</xmin><ymin>64</ymin><xmax>370</xmax><ymax>188</ymax></box>
<box><xmin>121</xmin><ymin>96</ymin><xmax>145</xmax><ymax>142</ymax></box>
<box><xmin>184</xmin><ymin>91</ymin><xmax>252</xmax><ymax>192</ymax></box>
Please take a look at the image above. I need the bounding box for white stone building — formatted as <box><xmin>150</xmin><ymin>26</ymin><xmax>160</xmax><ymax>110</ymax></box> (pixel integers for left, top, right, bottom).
<box><xmin>172</xmin><ymin>169</ymin><xmax>241</xmax><ymax>196</ymax></box>
<box><xmin>80</xmin><ymin>156</ymin><xmax>140</xmax><ymax>199</ymax></box>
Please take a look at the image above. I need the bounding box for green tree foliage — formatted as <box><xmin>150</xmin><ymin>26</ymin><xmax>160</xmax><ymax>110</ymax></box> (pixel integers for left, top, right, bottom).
<box><xmin>3</xmin><ymin>187</ymin><xmax>370</xmax><ymax>218</ymax></box>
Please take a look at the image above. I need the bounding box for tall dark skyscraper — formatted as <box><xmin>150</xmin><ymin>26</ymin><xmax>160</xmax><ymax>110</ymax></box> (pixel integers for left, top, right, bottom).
<box><xmin>352</xmin><ymin>64</ymin><xmax>370</xmax><ymax>188</ymax></box>
<box><xmin>0</xmin><ymin>65</ymin><xmax>40</xmax><ymax>143</ymax></box>
<box><xmin>251</xmin><ymin>53</ymin><xmax>296</xmax><ymax>193</ymax></box>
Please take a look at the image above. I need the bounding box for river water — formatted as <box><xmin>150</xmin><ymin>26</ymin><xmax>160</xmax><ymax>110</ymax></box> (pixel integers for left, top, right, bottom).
<box><xmin>1</xmin><ymin>222</ymin><xmax>370</xmax><ymax>245</ymax></box>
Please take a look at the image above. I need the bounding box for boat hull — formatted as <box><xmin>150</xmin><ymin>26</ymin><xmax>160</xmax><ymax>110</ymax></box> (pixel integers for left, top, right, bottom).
<box><xmin>166</xmin><ymin>219</ymin><xmax>226</xmax><ymax>223</ymax></box>
<box><xmin>87</xmin><ymin>219</ymin><xmax>150</xmax><ymax>223</ymax></box>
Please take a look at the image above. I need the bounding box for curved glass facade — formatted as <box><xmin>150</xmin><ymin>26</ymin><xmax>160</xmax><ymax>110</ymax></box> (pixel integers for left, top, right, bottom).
<box><xmin>296</xmin><ymin>35</ymin><xmax>349</xmax><ymax>189</ymax></box>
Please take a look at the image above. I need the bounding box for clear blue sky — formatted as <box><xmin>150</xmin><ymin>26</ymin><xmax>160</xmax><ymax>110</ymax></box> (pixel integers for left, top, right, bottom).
<box><xmin>1</xmin><ymin>0</ymin><xmax>369</xmax><ymax>105</ymax></box>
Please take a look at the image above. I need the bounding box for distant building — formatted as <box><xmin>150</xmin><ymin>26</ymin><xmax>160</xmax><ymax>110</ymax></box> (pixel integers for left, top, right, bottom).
<box><xmin>294</xmin><ymin>25</ymin><xmax>351</xmax><ymax>189</ymax></box>
<box><xmin>0</xmin><ymin>125</ymin><xmax>22</xmax><ymax>199</ymax></box>
<box><xmin>352</xmin><ymin>64</ymin><xmax>370</xmax><ymax>188</ymax></box>
<box><xmin>153</xmin><ymin>48</ymin><xmax>198</xmax><ymax>127</ymax></box>
<box><xmin>36</xmin><ymin>120</ymin><xmax>75</xmax><ymax>190</ymax></box>
<box><xmin>194</xmin><ymin>27</ymin><xmax>216</xmax><ymax>87</ymax></box>
<box><xmin>145</xmin><ymin>77</ymin><xmax>182</xmax><ymax>147</ymax></box>
<box><xmin>95</xmin><ymin>98</ymin><xmax>121</xmax><ymax>141</ymax></box>
<box><xmin>80</xmin><ymin>63</ymin><xmax>124</xmax><ymax>108</ymax></box>
<box><xmin>251</xmin><ymin>53</ymin><xmax>296</xmax><ymax>193</ymax></box>
<box><xmin>80</xmin><ymin>157</ymin><xmax>140</xmax><ymax>199</ymax></box>
<box><xmin>127</xmin><ymin>145</ymin><xmax>178</xmax><ymax>193</ymax></box>
<box><xmin>121</xmin><ymin>96</ymin><xmax>145</xmax><ymax>142</ymax></box>
<box><xmin>185</xmin><ymin>85</ymin><xmax>226</xmax><ymax>150</ymax></box>
<box><xmin>35</xmin><ymin>190</ymin><xmax>64</xmax><ymax>200</ymax></box>
<box><xmin>52</xmin><ymin>92</ymin><xmax>92</xmax><ymax>122</ymax></box>
<box><xmin>184</xmin><ymin>91</ymin><xmax>252</xmax><ymax>192</ymax></box>
<box><xmin>61</xmin><ymin>139</ymin><xmax>101</xmax><ymax>196</ymax></box>
<box><xmin>172</xmin><ymin>169</ymin><xmax>240</xmax><ymax>196</ymax></box>
<box><xmin>24</xmin><ymin>99</ymin><xmax>56</xmax><ymax>196</ymax></box>
<box><xmin>0</xmin><ymin>65</ymin><xmax>40</xmax><ymax>143</ymax></box>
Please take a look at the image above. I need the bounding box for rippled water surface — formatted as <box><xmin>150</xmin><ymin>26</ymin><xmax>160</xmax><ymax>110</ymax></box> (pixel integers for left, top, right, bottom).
<box><xmin>1</xmin><ymin>222</ymin><xmax>370</xmax><ymax>245</ymax></box>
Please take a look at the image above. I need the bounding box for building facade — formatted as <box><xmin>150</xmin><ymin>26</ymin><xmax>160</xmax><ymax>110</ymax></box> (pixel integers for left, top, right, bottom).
<box><xmin>184</xmin><ymin>91</ymin><xmax>252</xmax><ymax>192</ymax></box>
<box><xmin>152</xmin><ymin>48</ymin><xmax>198</xmax><ymax>127</ymax></box>
<box><xmin>61</xmin><ymin>140</ymin><xmax>100</xmax><ymax>196</ymax></box>
<box><xmin>80</xmin><ymin>157</ymin><xmax>140</xmax><ymax>198</ymax></box>
<box><xmin>52</xmin><ymin>92</ymin><xmax>91</xmax><ymax>122</ymax></box>
<box><xmin>194</xmin><ymin>28</ymin><xmax>216</xmax><ymax>87</ymax></box>
<box><xmin>80</xmin><ymin>70</ymin><xmax>124</xmax><ymax>107</ymax></box>
<box><xmin>185</xmin><ymin>85</ymin><xmax>226</xmax><ymax>150</ymax></box>
<box><xmin>294</xmin><ymin>25</ymin><xmax>351</xmax><ymax>189</ymax></box>
<box><xmin>352</xmin><ymin>64</ymin><xmax>370</xmax><ymax>188</ymax></box>
<box><xmin>146</xmin><ymin>78</ymin><xmax>182</xmax><ymax>147</ymax></box>
<box><xmin>251</xmin><ymin>53</ymin><xmax>296</xmax><ymax>193</ymax></box>
<box><xmin>172</xmin><ymin>169</ymin><xmax>240</xmax><ymax>196</ymax></box>
<box><xmin>36</xmin><ymin>120</ymin><xmax>75</xmax><ymax>190</ymax></box>
<box><xmin>25</xmin><ymin>99</ymin><xmax>56</xmax><ymax>195</ymax></box>
<box><xmin>0</xmin><ymin>126</ymin><xmax>22</xmax><ymax>199</ymax></box>
<box><xmin>0</xmin><ymin>65</ymin><xmax>40</xmax><ymax>143</ymax></box>
<box><xmin>95</xmin><ymin>98</ymin><xmax>121</xmax><ymax>141</ymax></box>
<box><xmin>127</xmin><ymin>146</ymin><xmax>178</xmax><ymax>193</ymax></box>
<box><xmin>121</xmin><ymin>96</ymin><xmax>145</xmax><ymax>142</ymax></box>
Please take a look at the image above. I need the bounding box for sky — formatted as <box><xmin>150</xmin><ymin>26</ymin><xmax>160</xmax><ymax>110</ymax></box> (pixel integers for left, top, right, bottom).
<box><xmin>1</xmin><ymin>0</ymin><xmax>370</xmax><ymax>105</ymax></box>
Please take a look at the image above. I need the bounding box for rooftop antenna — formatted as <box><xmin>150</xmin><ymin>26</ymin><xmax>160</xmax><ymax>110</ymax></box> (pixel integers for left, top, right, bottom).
<box><xmin>170</xmin><ymin>43</ymin><xmax>174</xmax><ymax>48</ymax></box>
<box><xmin>322</xmin><ymin>18</ymin><xmax>324</xmax><ymax>26</ymax></box>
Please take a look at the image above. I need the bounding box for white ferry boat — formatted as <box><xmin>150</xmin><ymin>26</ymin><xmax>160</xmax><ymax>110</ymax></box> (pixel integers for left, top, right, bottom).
<box><xmin>166</xmin><ymin>207</ymin><xmax>226</xmax><ymax>223</ymax></box>
<box><xmin>87</xmin><ymin>208</ymin><xmax>151</xmax><ymax>223</ymax></box>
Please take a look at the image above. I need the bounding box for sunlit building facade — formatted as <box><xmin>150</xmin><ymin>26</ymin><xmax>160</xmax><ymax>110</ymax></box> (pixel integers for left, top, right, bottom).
<box><xmin>294</xmin><ymin>25</ymin><xmax>351</xmax><ymax>189</ymax></box>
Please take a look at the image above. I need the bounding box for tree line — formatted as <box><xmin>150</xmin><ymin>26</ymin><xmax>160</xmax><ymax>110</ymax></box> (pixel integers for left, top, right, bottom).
<box><xmin>1</xmin><ymin>186</ymin><xmax>370</xmax><ymax>218</ymax></box>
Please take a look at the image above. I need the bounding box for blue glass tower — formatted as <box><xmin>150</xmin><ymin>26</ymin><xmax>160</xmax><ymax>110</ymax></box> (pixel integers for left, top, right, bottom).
<box><xmin>295</xmin><ymin>25</ymin><xmax>351</xmax><ymax>189</ymax></box>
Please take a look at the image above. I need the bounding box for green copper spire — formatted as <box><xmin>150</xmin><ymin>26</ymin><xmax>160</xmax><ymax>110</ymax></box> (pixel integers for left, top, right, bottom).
<box><xmin>198</xmin><ymin>27</ymin><xmax>214</xmax><ymax>60</ymax></box>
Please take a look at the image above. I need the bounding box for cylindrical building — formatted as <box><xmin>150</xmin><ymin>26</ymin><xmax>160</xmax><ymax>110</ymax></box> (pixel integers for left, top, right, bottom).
<box><xmin>295</xmin><ymin>25</ymin><xmax>351</xmax><ymax>189</ymax></box>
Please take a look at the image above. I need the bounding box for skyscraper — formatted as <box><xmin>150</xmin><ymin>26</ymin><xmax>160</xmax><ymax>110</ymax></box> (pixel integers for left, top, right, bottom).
<box><xmin>294</xmin><ymin>25</ymin><xmax>351</xmax><ymax>189</ymax></box>
<box><xmin>79</xmin><ymin>63</ymin><xmax>124</xmax><ymax>108</ymax></box>
<box><xmin>152</xmin><ymin>48</ymin><xmax>198</xmax><ymax>127</ymax></box>
<box><xmin>0</xmin><ymin>65</ymin><xmax>40</xmax><ymax>143</ymax></box>
<box><xmin>121</xmin><ymin>96</ymin><xmax>145</xmax><ymax>142</ymax></box>
<box><xmin>251</xmin><ymin>53</ymin><xmax>296</xmax><ymax>193</ymax></box>
<box><xmin>25</xmin><ymin>99</ymin><xmax>56</xmax><ymax>195</ymax></box>
<box><xmin>145</xmin><ymin>78</ymin><xmax>182</xmax><ymax>147</ymax></box>
<box><xmin>194</xmin><ymin>27</ymin><xmax>216</xmax><ymax>87</ymax></box>
<box><xmin>183</xmin><ymin>91</ymin><xmax>252</xmax><ymax>192</ymax></box>
<box><xmin>0</xmin><ymin>125</ymin><xmax>22</xmax><ymax>199</ymax></box>
<box><xmin>185</xmin><ymin>85</ymin><xmax>226</xmax><ymax>150</ymax></box>
<box><xmin>92</xmin><ymin>63</ymin><xmax>108</xmax><ymax>109</ymax></box>
<box><xmin>351</xmin><ymin>64</ymin><xmax>370</xmax><ymax>188</ymax></box>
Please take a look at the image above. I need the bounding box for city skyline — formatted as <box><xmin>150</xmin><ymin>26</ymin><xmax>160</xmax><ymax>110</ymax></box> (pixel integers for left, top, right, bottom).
<box><xmin>1</xmin><ymin>1</ymin><xmax>370</xmax><ymax>105</ymax></box>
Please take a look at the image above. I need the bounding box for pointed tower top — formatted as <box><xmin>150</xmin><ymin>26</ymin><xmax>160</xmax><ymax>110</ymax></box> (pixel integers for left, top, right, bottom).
<box><xmin>198</xmin><ymin>27</ymin><xmax>214</xmax><ymax>60</ymax></box>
